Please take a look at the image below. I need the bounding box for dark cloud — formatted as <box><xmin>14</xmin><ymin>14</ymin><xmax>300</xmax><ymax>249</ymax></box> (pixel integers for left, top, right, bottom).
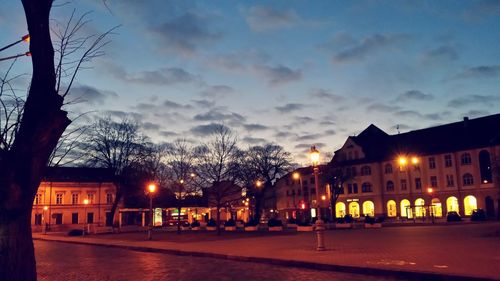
<box><xmin>391</xmin><ymin>124</ymin><xmax>413</xmax><ymax>132</ymax></box>
<box><xmin>317</xmin><ymin>32</ymin><xmax>356</xmax><ymax>50</ymax></box>
<box><xmin>396</xmin><ymin>90</ymin><xmax>434</xmax><ymax>102</ymax></box>
<box><xmin>190</xmin><ymin>123</ymin><xmax>229</xmax><ymax>136</ymax></box>
<box><xmin>464</xmin><ymin>0</ymin><xmax>500</xmax><ymax>19</ymax></box>
<box><xmin>448</xmin><ymin>94</ymin><xmax>500</xmax><ymax>107</ymax></box>
<box><xmin>191</xmin><ymin>99</ymin><xmax>216</xmax><ymax>108</ymax></box>
<box><xmin>319</xmin><ymin>120</ymin><xmax>336</xmax><ymax>126</ymax></box>
<box><xmin>294</xmin><ymin>143</ymin><xmax>326</xmax><ymax>150</ymax></box>
<box><xmin>333</xmin><ymin>33</ymin><xmax>410</xmax><ymax>63</ymax></box>
<box><xmin>453</xmin><ymin>65</ymin><xmax>500</xmax><ymax>80</ymax></box>
<box><xmin>245</xmin><ymin>5</ymin><xmax>300</xmax><ymax>31</ymax></box>
<box><xmin>199</xmin><ymin>85</ymin><xmax>234</xmax><ymax>98</ymax></box>
<box><xmin>149</xmin><ymin>12</ymin><xmax>221</xmax><ymax>55</ymax></box>
<box><xmin>194</xmin><ymin>109</ymin><xmax>246</xmax><ymax>124</ymax></box>
<box><xmin>394</xmin><ymin>110</ymin><xmax>423</xmax><ymax>119</ymax></box>
<box><xmin>243</xmin><ymin>123</ymin><xmax>269</xmax><ymax>131</ymax></box>
<box><xmin>135</xmin><ymin>103</ymin><xmax>156</xmax><ymax>111</ymax></box>
<box><xmin>294</xmin><ymin>116</ymin><xmax>314</xmax><ymax>123</ymax></box>
<box><xmin>103</xmin><ymin>110</ymin><xmax>143</xmax><ymax>121</ymax></box>
<box><xmin>159</xmin><ymin>130</ymin><xmax>178</xmax><ymax>137</ymax></box>
<box><xmin>463</xmin><ymin>109</ymin><xmax>490</xmax><ymax>118</ymax></box>
<box><xmin>141</xmin><ymin>122</ymin><xmax>160</xmax><ymax>131</ymax></box>
<box><xmin>254</xmin><ymin>65</ymin><xmax>302</xmax><ymax>85</ymax></box>
<box><xmin>127</xmin><ymin>67</ymin><xmax>201</xmax><ymax>85</ymax></box>
<box><xmin>242</xmin><ymin>136</ymin><xmax>267</xmax><ymax>144</ymax></box>
<box><xmin>295</xmin><ymin>133</ymin><xmax>322</xmax><ymax>142</ymax></box>
<box><xmin>422</xmin><ymin>45</ymin><xmax>459</xmax><ymax>62</ymax></box>
<box><xmin>66</xmin><ymin>85</ymin><xmax>117</xmax><ymax>105</ymax></box>
<box><xmin>275</xmin><ymin>103</ymin><xmax>305</xmax><ymax>113</ymax></box>
<box><xmin>323</xmin><ymin>129</ymin><xmax>336</xmax><ymax>135</ymax></box>
<box><xmin>309</xmin><ymin>88</ymin><xmax>344</xmax><ymax>102</ymax></box>
<box><xmin>164</xmin><ymin>100</ymin><xmax>193</xmax><ymax>109</ymax></box>
<box><xmin>274</xmin><ymin>131</ymin><xmax>295</xmax><ymax>139</ymax></box>
<box><xmin>366</xmin><ymin>103</ymin><xmax>401</xmax><ymax>113</ymax></box>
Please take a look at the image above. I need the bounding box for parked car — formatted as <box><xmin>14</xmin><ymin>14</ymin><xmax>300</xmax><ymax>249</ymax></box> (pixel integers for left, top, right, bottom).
<box><xmin>446</xmin><ymin>211</ymin><xmax>462</xmax><ymax>222</ymax></box>
<box><xmin>471</xmin><ymin>209</ymin><xmax>487</xmax><ymax>221</ymax></box>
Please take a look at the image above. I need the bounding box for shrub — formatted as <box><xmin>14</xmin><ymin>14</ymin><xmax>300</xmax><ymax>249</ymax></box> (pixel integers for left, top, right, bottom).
<box><xmin>244</xmin><ymin>219</ymin><xmax>259</xmax><ymax>227</ymax></box>
<box><xmin>224</xmin><ymin>219</ymin><xmax>236</xmax><ymax>227</ymax></box>
<box><xmin>267</xmin><ymin>218</ymin><xmax>283</xmax><ymax>227</ymax></box>
<box><xmin>336</xmin><ymin>217</ymin><xmax>346</xmax><ymax>224</ymax></box>
<box><xmin>287</xmin><ymin>218</ymin><xmax>298</xmax><ymax>224</ymax></box>
<box><xmin>68</xmin><ymin>229</ymin><xmax>84</xmax><ymax>236</ymax></box>
<box><xmin>191</xmin><ymin>220</ymin><xmax>200</xmax><ymax>227</ymax></box>
<box><xmin>344</xmin><ymin>214</ymin><xmax>354</xmax><ymax>223</ymax></box>
<box><xmin>207</xmin><ymin>218</ymin><xmax>217</xmax><ymax>227</ymax></box>
<box><xmin>471</xmin><ymin>209</ymin><xmax>486</xmax><ymax>221</ymax></box>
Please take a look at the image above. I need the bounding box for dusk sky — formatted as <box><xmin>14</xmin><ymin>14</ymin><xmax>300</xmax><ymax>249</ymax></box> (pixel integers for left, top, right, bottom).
<box><xmin>2</xmin><ymin>1</ymin><xmax>500</xmax><ymax>164</ymax></box>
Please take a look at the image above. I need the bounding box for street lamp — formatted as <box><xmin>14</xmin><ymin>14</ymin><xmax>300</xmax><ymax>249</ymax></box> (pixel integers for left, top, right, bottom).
<box><xmin>310</xmin><ymin>145</ymin><xmax>325</xmax><ymax>251</ymax></box>
<box><xmin>42</xmin><ymin>206</ymin><xmax>48</xmax><ymax>235</ymax></box>
<box><xmin>147</xmin><ymin>183</ymin><xmax>157</xmax><ymax>240</ymax></box>
<box><xmin>427</xmin><ymin>187</ymin><xmax>435</xmax><ymax>224</ymax></box>
<box><xmin>83</xmin><ymin>199</ymin><xmax>89</xmax><ymax>236</ymax></box>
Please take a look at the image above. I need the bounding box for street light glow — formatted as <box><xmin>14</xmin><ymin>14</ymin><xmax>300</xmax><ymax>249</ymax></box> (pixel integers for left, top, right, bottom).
<box><xmin>411</xmin><ymin>156</ymin><xmax>419</xmax><ymax>165</ymax></box>
<box><xmin>321</xmin><ymin>195</ymin><xmax>326</xmax><ymax>201</ymax></box>
<box><xmin>427</xmin><ymin>187</ymin><xmax>434</xmax><ymax>194</ymax></box>
<box><xmin>255</xmin><ymin>180</ymin><xmax>262</xmax><ymax>187</ymax></box>
<box><xmin>292</xmin><ymin>172</ymin><xmax>300</xmax><ymax>180</ymax></box>
<box><xmin>310</xmin><ymin>146</ymin><xmax>320</xmax><ymax>166</ymax></box>
<box><xmin>83</xmin><ymin>199</ymin><xmax>89</xmax><ymax>205</ymax></box>
<box><xmin>22</xmin><ymin>34</ymin><xmax>30</xmax><ymax>42</ymax></box>
<box><xmin>43</xmin><ymin>206</ymin><xmax>48</xmax><ymax>211</ymax></box>
<box><xmin>398</xmin><ymin>156</ymin><xmax>407</xmax><ymax>165</ymax></box>
<box><xmin>148</xmin><ymin>183</ymin><xmax>157</xmax><ymax>193</ymax></box>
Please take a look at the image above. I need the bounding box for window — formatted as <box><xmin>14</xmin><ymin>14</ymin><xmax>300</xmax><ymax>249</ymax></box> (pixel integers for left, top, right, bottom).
<box><xmin>347</xmin><ymin>183</ymin><xmax>358</xmax><ymax>194</ymax></box>
<box><xmin>72</xmin><ymin>193</ymin><xmax>79</xmax><ymax>205</ymax></box>
<box><xmin>386</xmin><ymin>181</ymin><xmax>395</xmax><ymax>192</ymax></box>
<box><xmin>446</xmin><ymin>175</ymin><xmax>454</xmax><ymax>187</ymax></box>
<box><xmin>479</xmin><ymin>150</ymin><xmax>492</xmax><ymax>183</ymax></box>
<box><xmin>34</xmin><ymin>214</ymin><xmax>42</xmax><ymax>225</ymax></box>
<box><xmin>384</xmin><ymin>164</ymin><xmax>393</xmax><ymax>174</ymax></box>
<box><xmin>106</xmin><ymin>193</ymin><xmax>113</xmax><ymax>204</ymax></box>
<box><xmin>361</xmin><ymin>182</ymin><xmax>373</xmax><ymax>193</ymax></box>
<box><xmin>415</xmin><ymin>178</ymin><xmax>422</xmax><ymax>190</ymax></box>
<box><xmin>56</xmin><ymin>193</ymin><xmax>63</xmax><ymax>205</ymax></box>
<box><xmin>400</xmin><ymin>179</ymin><xmax>407</xmax><ymax>191</ymax></box>
<box><xmin>430</xmin><ymin>176</ymin><xmax>438</xmax><ymax>188</ymax></box>
<box><xmin>72</xmin><ymin>213</ymin><xmax>79</xmax><ymax>224</ymax></box>
<box><xmin>361</xmin><ymin>166</ymin><xmax>371</xmax><ymax>176</ymax></box>
<box><xmin>461</xmin><ymin>153</ymin><xmax>472</xmax><ymax>165</ymax></box>
<box><xmin>87</xmin><ymin>213</ymin><xmax>94</xmax><ymax>224</ymax></box>
<box><xmin>87</xmin><ymin>193</ymin><xmax>95</xmax><ymax>204</ymax></box>
<box><xmin>428</xmin><ymin>157</ymin><xmax>436</xmax><ymax>169</ymax></box>
<box><xmin>444</xmin><ymin>155</ymin><xmax>452</xmax><ymax>167</ymax></box>
<box><xmin>463</xmin><ymin>173</ymin><xmax>474</xmax><ymax>186</ymax></box>
<box><xmin>310</xmin><ymin>188</ymin><xmax>316</xmax><ymax>195</ymax></box>
<box><xmin>346</xmin><ymin>167</ymin><xmax>357</xmax><ymax>177</ymax></box>
<box><xmin>34</xmin><ymin>194</ymin><xmax>42</xmax><ymax>205</ymax></box>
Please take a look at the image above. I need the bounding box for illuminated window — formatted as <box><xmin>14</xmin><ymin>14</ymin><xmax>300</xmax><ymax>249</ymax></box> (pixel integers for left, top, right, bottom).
<box><xmin>72</xmin><ymin>193</ymin><xmax>79</xmax><ymax>205</ymax></box>
<box><xmin>428</xmin><ymin>157</ymin><xmax>436</xmax><ymax>169</ymax></box>
<box><xmin>387</xmin><ymin>200</ymin><xmax>397</xmax><ymax>217</ymax></box>
<box><xmin>348</xmin><ymin>202</ymin><xmax>360</xmax><ymax>218</ymax></box>
<box><xmin>385</xmin><ymin>164</ymin><xmax>393</xmax><ymax>174</ymax></box>
<box><xmin>415</xmin><ymin>198</ymin><xmax>426</xmax><ymax>217</ymax></box>
<box><xmin>56</xmin><ymin>193</ymin><xmax>63</xmax><ymax>205</ymax></box>
<box><xmin>446</xmin><ymin>196</ymin><xmax>459</xmax><ymax>213</ymax></box>
<box><xmin>462</xmin><ymin>173</ymin><xmax>474</xmax><ymax>186</ymax></box>
<box><xmin>460</xmin><ymin>153</ymin><xmax>472</xmax><ymax>165</ymax></box>
<box><xmin>335</xmin><ymin>202</ymin><xmax>346</xmax><ymax>218</ymax></box>
<box><xmin>431</xmin><ymin>198</ymin><xmax>442</xmax><ymax>217</ymax></box>
<box><xmin>106</xmin><ymin>193</ymin><xmax>113</xmax><ymax>204</ymax></box>
<box><xmin>87</xmin><ymin>193</ymin><xmax>95</xmax><ymax>204</ymax></box>
<box><xmin>463</xmin><ymin>195</ymin><xmax>477</xmax><ymax>216</ymax></box>
<box><xmin>34</xmin><ymin>194</ymin><xmax>42</xmax><ymax>205</ymax></box>
<box><xmin>362</xmin><ymin>201</ymin><xmax>375</xmax><ymax>216</ymax></box>
<box><xmin>479</xmin><ymin>150</ymin><xmax>492</xmax><ymax>183</ymax></box>
<box><xmin>361</xmin><ymin>166</ymin><xmax>371</xmax><ymax>176</ymax></box>
<box><xmin>444</xmin><ymin>155</ymin><xmax>452</xmax><ymax>167</ymax></box>
<box><xmin>386</xmin><ymin>181</ymin><xmax>394</xmax><ymax>192</ymax></box>
<box><xmin>361</xmin><ymin>182</ymin><xmax>372</xmax><ymax>193</ymax></box>
<box><xmin>400</xmin><ymin>199</ymin><xmax>412</xmax><ymax>218</ymax></box>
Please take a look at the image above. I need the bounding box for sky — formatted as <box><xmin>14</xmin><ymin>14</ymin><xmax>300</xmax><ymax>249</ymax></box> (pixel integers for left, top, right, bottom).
<box><xmin>1</xmin><ymin>0</ymin><xmax>500</xmax><ymax>164</ymax></box>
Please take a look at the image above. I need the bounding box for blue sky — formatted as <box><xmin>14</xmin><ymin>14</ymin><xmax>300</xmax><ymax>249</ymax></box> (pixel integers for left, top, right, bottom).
<box><xmin>1</xmin><ymin>0</ymin><xmax>500</xmax><ymax>164</ymax></box>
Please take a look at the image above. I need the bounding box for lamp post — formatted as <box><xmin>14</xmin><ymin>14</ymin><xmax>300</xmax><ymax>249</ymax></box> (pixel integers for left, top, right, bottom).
<box><xmin>398</xmin><ymin>155</ymin><xmax>419</xmax><ymax>220</ymax></box>
<box><xmin>42</xmin><ymin>206</ymin><xmax>48</xmax><ymax>235</ymax></box>
<box><xmin>83</xmin><ymin>199</ymin><xmax>89</xmax><ymax>236</ymax></box>
<box><xmin>310</xmin><ymin>146</ymin><xmax>325</xmax><ymax>251</ymax></box>
<box><xmin>147</xmin><ymin>183</ymin><xmax>157</xmax><ymax>240</ymax></box>
<box><xmin>427</xmin><ymin>187</ymin><xmax>435</xmax><ymax>224</ymax></box>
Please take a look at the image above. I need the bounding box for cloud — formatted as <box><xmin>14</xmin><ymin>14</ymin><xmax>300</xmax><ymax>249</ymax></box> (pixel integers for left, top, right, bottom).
<box><xmin>242</xmin><ymin>136</ymin><xmax>267</xmax><ymax>144</ymax></box>
<box><xmin>463</xmin><ymin>109</ymin><xmax>490</xmax><ymax>118</ymax></box>
<box><xmin>323</xmin><ymin>129</ymin><xmax>336</xmax><ymax>135</ymax></box>
<box><xmin>164</xmin><ymin>99</ymin><xmax>193</xmax><ymax>109</ymax></box>
<box><xmin>159</xmin><ymin>130</ymin><xmax>178</xmax><ymax>137</ymax></box>
<box><xmin>391</xmin><ymin>124</ymin><xmax>413</xmax><ymax>132</ymax></box>
<box><xmin>453</xmin><ymin>65</ymin><xmax>500</xmax><ymax>80</ymax></box>
<box><xmin>149</xmin><ymin>12</ymin><xmax>221</xmax><ymax>55</ymax></box>
<box><xmin>126</xmin><ymin>67</ymin><xmax>201</xmax><ymax>85</ymax></box>
<box><xmin>294</xmin><ymin>116</ymin><xmax>315</xmax><ymax>123</ymax></box>
<box><xmin>447</xmin><ymin>95</ymin><xmax>500</xmax><ymax>107</ymax></box>
<box><xmin>66</xmin><ymin>85</ymin><xmax>117</xmax><ymax>105</ymax></box>
<box><xmin>254</xmin><ymin>64</ymin><xmax>302</xmax><ymax>85</ymax></box>
<box><xmin>295</xmin><ymin>133</ymin><xmax>322</xmax><ymax>142</ymax></box>
<box><xmin>194</xmin><ymin>109</ymin><xmax>246</xmax><ymax>124</ymax></box>
<box><xmin>309</xmin><ymin>88</ymin><xmax>344</xmax><ymax>102</ymax></box>
<box><xmin>103</xmin><ymin>110</ymin><xmax>143</xmax><ymax>121</ymax></box>
<box><xmin>274</xmin><ymin>131</ymin><xmax>295</xmax><ymax>138</ymax></box>
<box><xmin>243</xmin><ymin>123</ymin><xmax>269</xmax><ymax>131</ymax></box>
<box><xmin>199</xmin><ymin>85</ymin><xmax>234</xmax><ymax>98</ymax></box>
<box><xmin>464</xmin><ymin>0</ymin><xmax>500</xmax><ymax>20</ymax></box>
<box><xmin>190</xmin><ymin>123</ymin><xmax>229</xmax><ymax>136</ymax></box>
<box><xmin>422</xmin><ymin>45</ymin><xmax>458</xmax><ymax>63</ymax></box>
<box><xmin>366</xmin><ymin>103</ymin><xmax>401</xmax><ymax>113</ymax></box>
<box><xmin>141</xmin><ymin>122</ymin><xmax>160</xmax><ymax>131</ymax></box>
<box><xmin>191</xmin><ymin>99</ymin><xmax>216</xmax><ymax>108</ymax></box>
<box><xmin>294</xmin><ymin>143</ymin><xmax>326</xmax><ymax>150</ymax></box>
<box><xmin>332</xmin><ymin>33</ymin><xmax>410</xmax><ymax>63</ymax></box>
<box><xmin>396</xmin><ymin>90</ymin><xmax>434</xmax><ymax>102</ymax></box>
<box><xmin>275</xmin><ymin>103</ymin><xmax>305</xmax><ymax>113</ymax></box>
<box><xmin>245</xmin><ymin>5</ymin><xmax>300</xmax><ymax>32</ymax></box>
<box><xmin>394</xmin><ymin>110</ymin><xmax>423</xmax><ymax>119</ymax></box>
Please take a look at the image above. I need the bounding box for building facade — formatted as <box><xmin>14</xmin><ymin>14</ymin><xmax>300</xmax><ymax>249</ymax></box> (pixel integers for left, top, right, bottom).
<box><xmin>330</xmin><ymin>114</ymin><xmax>500</xmax><ymax>220</ymax></box>
<box><xmin>32</xmin><ymin>167</ymin><xmax>119</xmax><ymax>232</ymax></box>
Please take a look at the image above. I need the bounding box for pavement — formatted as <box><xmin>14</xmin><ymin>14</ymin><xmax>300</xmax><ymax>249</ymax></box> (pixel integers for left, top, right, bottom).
<box><xmin>33</xmin><ymin>222</ymin><xmax>500</xmax><ymax>281</ymax></box>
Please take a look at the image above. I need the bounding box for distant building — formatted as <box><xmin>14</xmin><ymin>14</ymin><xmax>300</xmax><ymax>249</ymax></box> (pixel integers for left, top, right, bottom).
<box><xmin>330</xmin><ymin>114</ymin><xmax>500</xmax><ymax>220</ymax></box>
<box><xmin>32</xmin><ymin>167</ymin><xmax>119</xmax><ymax>232</ymax></box>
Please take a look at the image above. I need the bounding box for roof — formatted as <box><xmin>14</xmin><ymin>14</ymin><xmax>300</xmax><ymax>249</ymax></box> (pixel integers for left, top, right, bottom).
<box><xmin>43</xmin><ymin>167</ymin><xmax>116</xmax><ymax>183</ymax></box>
<box><xmin>332</xmin><ymin>113</ymin><xmax>500</xmax><ymax>164</ymax></box>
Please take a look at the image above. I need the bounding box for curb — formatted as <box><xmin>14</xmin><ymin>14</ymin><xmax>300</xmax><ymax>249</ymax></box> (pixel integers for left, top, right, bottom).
<box><xmin>33</xmin><ymin>237</ymin><xmax>497</xmax><ymax>281</ymax></box>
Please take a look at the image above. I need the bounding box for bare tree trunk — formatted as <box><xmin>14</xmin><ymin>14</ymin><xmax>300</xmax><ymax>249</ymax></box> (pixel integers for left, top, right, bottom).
<box><xmin>216</xmin><ymin>203</ymin><xmax>221</xmax><ymax>236</ymax></box>
<box><xmin>254</xmin><ymin>193</ymin><xmax>263</xmax><ymax>222</ymax></box>
<box><xmin>109</xmin><ymin>184</ymin><xmax>122</xmax><ymax>230</ymax></box>
<box><xmin>177</xmin><ymin>200</ymin><xmax>181</xmax><ymax>234</ymax></box>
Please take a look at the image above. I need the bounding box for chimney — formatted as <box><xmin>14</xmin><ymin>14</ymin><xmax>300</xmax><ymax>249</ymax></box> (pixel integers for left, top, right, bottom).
<box><xmin>463</xmin><ymin>116</ymin><xmax>469</xmax><ymax>127</ymax></box>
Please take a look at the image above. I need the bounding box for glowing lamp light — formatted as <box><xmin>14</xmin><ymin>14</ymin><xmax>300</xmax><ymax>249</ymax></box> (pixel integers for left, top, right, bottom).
<box><xmin>483</xmin><ymin>180</ymin><xmax>488</xmax><ymax>184</ymax></box>
<box><xmin>411</xmin><ymin>157</ymin><xmax>419</xmax><ymax>165</ymax></box>
<box><xmin>43</xmin><ymin>206</ymin><xmax>48</xmax><ymax>211</ymax></box>
<box><xmin>190</xmin><ymin>173</ymin><xmax>196</xmax><ymax>178</ymax></box>
<box><xmin>398</xmin><ymin>157</ymin><xmax>407</xmax><ymax>166</ymax></box>
<box><xmin>256</xmin><ymin>180</ymin><xmax>262</xmax><ymax>188</ymax></box>
<box><xmin>148</xmin><ymin>183</ymin><xmax>157</xmax><ymax>193</ymax></box>
<box><xmin>321</xmin><ymin>195</ymin><xmax>326</xmax><ymax>201</ymax></box>
<box><xmin>22</xmin><ymin>34</ymin><xmax>30</xmax><ymax>42</ymax></box>
<box><xmin>310</xmin><ymin>146</ymin><xmax>320</xmax><ymax>166</ymax></box>
<box><xmin>292</xmin><ymin>172</ymin><xmax>300</xmax><ymax>180</ymax></box>
<box><xmin>83</xmin><ymin>199</ymin><xmax>89</xmax><ymax>205</ymax></box>
<box><xmin>301</xmin><ymin>203</ymin><xmax>306</xmax><ymax>209</ymax></box>
<box><xmin>180</xmin><ymin>179</ymin><xmax>184</xmax><ymax>184</ymax></box>
<box><xmin>427</xmin><ymin>187</ymin><xmax>433</xmax><ymax>194</ymax></box>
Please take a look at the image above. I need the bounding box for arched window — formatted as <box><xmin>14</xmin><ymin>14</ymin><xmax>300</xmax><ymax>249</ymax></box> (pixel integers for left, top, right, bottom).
<box><xmin>431</xmin><ymin>198</ymin><xmax>442</xmax><ymax>217</ymax></box>
<box><xmin>361</xmin><ymin>182</ymin><xmax>373</xmax><ymax>193</ymax></box>
<box><xmin>387</xmin><ymin>200</ymin><xmax>397</xmax><ymax>217</ymax></box>
<box><xmin>461</xmin><ymin>153</ymin><xmax>472</xmax><ymax>165</ymax></box>
<box><xmin>463</xmin><ymin>195</ymin><xmax>477</xmax><ymax>216</ymax></box>
<box><xmin>446</xmin><ymin>196</ymin><xmax>459</xmax><ymax>213</ymax></box>
<box><xmin>479</xmin><ymin>150</ymin><xmax>492</xmax><ymax>183</ymax></box>
<box><xmin>362</xmin><ymin>201</ymin><xmax>375</xmax><ymax>216</ymax></box>
<box><xmin>415</xmin><ymin>198</ymin><xmax>426</xmax><ymax>217</ymax></box>
<box><xmin>400</xmin><ymin>199</ymin><xmax>411</xmax><ymax>218</ymax></box>
<box><xmin>361</xmin><ymin>165</ymin><xmax>371</xmax><ymax>176</ymax></box>
<box><xmin>335</xmin><ymin>202</ymin><xmax>346</xmax><ymax>218</ymax></box>
<box><xmin>348</xmin><ymin>202</ymin><xmax>360</xmax><ymax>218</ymax></box>
<box><xmin>385</xmin><ymin>164</ymin><xmax>393</xmax><ymax>174</ymax></box>
<box><xmin>386</xmin><ymin>181</ymin><xmax>394</xmax><ymax>192</ymax></box>
<box><xmin>463</xmin><ymin>173</ymin><xmax>474</xmax><ymax>186</ymax></box>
